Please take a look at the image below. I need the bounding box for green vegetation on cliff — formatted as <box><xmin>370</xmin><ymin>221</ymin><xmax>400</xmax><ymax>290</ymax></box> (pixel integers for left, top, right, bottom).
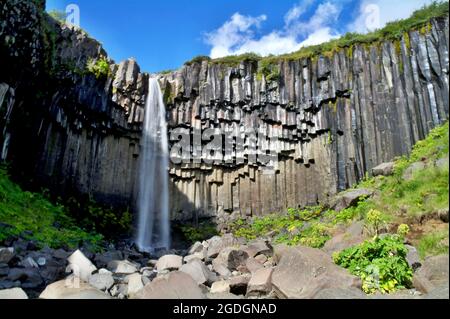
<box><xmin>181</xmin><ymin>1</ymin><xmax>448</xmax><ymax>71</ymax></box>
<box><xmin>0</xmin><ymin>165</ymin><xmax>104</xmax><ymax>250</ymax></box>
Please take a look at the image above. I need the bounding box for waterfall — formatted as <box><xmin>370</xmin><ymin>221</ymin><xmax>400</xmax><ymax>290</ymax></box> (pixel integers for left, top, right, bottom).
<box><xmin>135</xmin><ymin>77</ymin><xmax>170</xmax><ymax>252</ymax></box>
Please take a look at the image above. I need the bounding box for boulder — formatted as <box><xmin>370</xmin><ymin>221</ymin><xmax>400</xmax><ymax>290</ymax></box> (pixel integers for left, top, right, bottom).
<box><xmin>435</xmin><ymin>157</ymin><xmax>449</xmax><ymax>170</ymax></box>
<box><xmin>188</xmin><ymin>242</ymin><xmax>204</xmax><ymax>255</ymax></box>
<box><xmin>184</xmin><ymin>252</ymin><xmax>205</xmax><ymax>263</ymax></box>
<box><xmin>39</xmin><ymin>278</ymin><xmax>111</xmax><ymax>299</ymax></box>
<box><xmin>255</xmin><ymin>255</ymin><xmax>268</xmax><ymax>264</ymax></box>
<box><xmin>423</xmin><ymin>283</ymin><xmax>450</xmax><ymax>299</ymax></box>
<box><xmin>132</xmin><ymin>271</ymin><xmax>205</xmax><ymax>299</ymax></box>
<box><xmin>402</xmin><ymin>162</ymin><xmax>426</xmax><ymax>181</ymax></box>
<box><xmin>413</xmin><ymin>273</ymin><xmax>435</xmax><ymax>294</ymax></box>
<box><xmin>245</xmin><ymin>257</ymin><xmax>264</xmax><ymax>274</ymax></box>
<box><xmin>67</xmin><ymin>250</ymin><xmax>97</xmax><ymax>282</ymax></box>
<box><xmin>323</xmin><ymin>233</ymin><xmax>364</xmax><ymax>255</ymax></box>
<box><xmin>125</xmin><ymin>273</ymin><xmax>144</xmax><ymax>297</ymax></box>
<box><xmin>155</xmin><ymin>255</ymin><xmax>183</xmax><ymax>272</ymax></box>
<box><xmin>244</xmin><ymin>240</ymin><xmax>273</xmax><ymax>258</ymax></box>
<box><xmin>313</xmin><ymin>287</ymin><xmax>367</xmax><ymax>299</ymax></box>
<box><xmin>179</xmin><ymin>259</ymin><xmax>217</xmax><ymax>285</ymax></box>
<box><xmin>210</xmin><ymin>281</ymin><xmax>231</xmax><ymax>294</ymax></box>
<box><xmin>330</xmin><ymin>189</ymin><xmax>373</xmax><ymax>212</ymax></box>
<box><xmin>88</xmin><ymin>273</ymin><xmax>114</xmax><ymax>291</ymax></box>
<box><xmin>229</xmin><ymin>274</ymin><xmax>251</xmax><ymax>295</ymax></box>
<box><xmin>206</xmin><ymin>234</ymin><xmax>239</xmax><ymax>259</ymax></box>
<box><xmin>94</xmin><ymin>250</ymin><xmax>124</xmax><ymax>268</ymax></box>
<box><xmin>405</xmin><ymin>245</ymin><xmax>421</xmax><ymax>271</ymax></box>
<box><xmin>213</xmin><ymin>248</ymin><xmax>249</xmax><ymax>272</ymax></box>
<box><xmin>416</xmin><ymin>255</ymin><xmax>449</xmax><ymax>287</ymax></box>
<box><xmin>107</xmin><ymin>260</ymin><xmax>139</xmax><ymax>274</ymax></box>
<box><xmin>246</xmin><ymin>268</ymin><xmax>273</xmax><ymax>297</ymax></box>
<box><xmin>7</xmin><ymin>268</ymin><xmax>43</xmax><ymax>289</ymax></box>
<box><xmin>271</xmin><ymin>245</ymin><xmax>361</xmax><ymax>299</ymax></box>
<box><xmin>0</xmin><ymin>248</ymin><xmax>14</xmax><ymax>264</ymax></box>
<box><xmin>372</xmin><ymin>162</ymin><xmax>395</xmax><ymax>176</ymax></box>
<box><xmin>0</xmin><ymin>288</ymin><xmax>28</xmax><ymax>299</ymax></box>
<box><xmin>207</xmin><ymin>292</ymin><xmax>242</xmax><ymax>299</ymax></box>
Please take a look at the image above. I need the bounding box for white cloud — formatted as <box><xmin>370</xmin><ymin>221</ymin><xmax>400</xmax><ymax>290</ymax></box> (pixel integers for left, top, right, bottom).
<box><xmin>350</xmin><ymin>0</ymin><xmax>435</xmax><ymax>33</ymax></box>
<box><xmin>205</xmin><ymin>1</ymin><xmax>341</xmax><ymax>58</ymax></box>
<box><xmin>204</xmin><ymin>0</ymin><xmax>435</xmax><ymax>58</ymax></box>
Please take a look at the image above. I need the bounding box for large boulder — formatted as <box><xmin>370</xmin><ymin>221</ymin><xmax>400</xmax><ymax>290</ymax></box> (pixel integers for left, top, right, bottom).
<box><xmin>39</xmin><ymin>278</ymin><xmax>112</xmax><ymax>299</ymax></box>
<box><xmin>423</xmin><ymin>284</ymin><xmax>450</xmax><ymax>299</ymax></box>
<box><xmin>246</xmin><ymin>268</ymin><xmax>273</xmax><ymax>297</ymax></box>
<box><xmin>132</xmin><ymin>271</ymin><xmax>205</xmax><ymax>299</ymax></box>
<box><xmin>107</xmin><ymin>260</ymin><xmax>139</xmax><ymax>274</ymax></box>
<box><xmin>243</xmin><ymin>240</ymin><xmax>273</xmax><ymax>258</ymax></box>
<box><xmin>206</xmin><ymin>234</ymin><xmax>239</xmax><ymax>259</ymax></box>
<box><xmin>330</xmin><ymin>189</ymin><xmax>373</xmax><ymax>212</ymax></box>
<box><xmin>372</xmin><ymin>162</ymin><xmax>395</xmax><ymax>176</ymax></box>
<box><xmin>213</xmin><ymin>248</ymin><xmax>249</xmax><ymax>274</ymax></box>
<box><xmin>7</xmin><ymin>268</ymin><xmax>43</xmax><ymax>289</ymax></box>
<box><xmin>67</xmin><ymin>250</ymin><xmax>97</xmax><ymax>282</ymax></box>
<box><xmin>88</xmin><ymin>273</ymin><xmax>115</xmax><ymax>291</ymax></box>
<box><xmin>180</xmin><ymin>259</ymin><xmax>217</xmax><ymax>285</ymax></box>
<box><xmin>155</xmin><ymin>255</ymin><xmax>183</xmax><ymax>272</ymax></box>
<box><xmin>125</xmin><ymin>273</ymin><xmax>144</xmax><ymax>297</ymax></box>
<box><xmin>0</xmin><ymin>248</ymin><xmax>14</xmax><ymax>264</ymax></box>
<box><xmin>416</xmin><ymin>255</ymin><xmax>449</xmax><ymax>287</ymax></box>
<box><xmin>94</xmin><ymin>250</ymin><xmax>124</xmax><ymax>268</ymax></box>
<box><xmin>271</xmin><ymin>245</ymin><xmax>361</xmax><ymax>299</ymax></box>
<box><xmin>0</xmin><ymin>288</ymin><xmax>28</xmax><ymax>299</ymax></box>
<box><xmin>402</xmin><ymin>162</ymin><xmax>426</xmax><ymax>181</ymax></box>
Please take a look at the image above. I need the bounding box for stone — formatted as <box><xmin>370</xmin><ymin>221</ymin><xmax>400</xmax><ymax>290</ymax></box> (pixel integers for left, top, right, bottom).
<box><xmin>313</xmin><ymin>287</ymin><xmax>367</xmax><ymax>299</ymax></box>
<box><xmin>184</xmin><ymin>252</ymin><xmax>205</xmax><ymax>263</ymax></box>
<box><xmin>245</xmin><ymin>257</ymin><xmax>264</xmax><ymax>274</ymax></box>
<box><xmin>413</xmin><ymin>273</ymin><xmax>435</xmax><ymax>294</ymax></box>
<box><xmin>132</xmin><ymin>271</ymin><xmax>205</xmax><ymax>299</ymax></box>
<box><xmin>434</xmin><ymin>157</ymin><xmax>449</xmax><ymax>170</ymax></box>
<box><xmin>255</xmin><ymin>255</ymin><xmax>268</xmax><ymax>264</ymax></box>
<box><xmin>405</xmin><ymin>245</ymin><xmax>421</xmax><ymax>271</ymax></box>
<box><xmin>0</xmin><ymin>248</ymin><xmax>14</xmax><ymax>264</ymax></box>
<box><xmin>437</xmin><ymin>209</ymin><xmax>449</xmax><ymax>223</ymax></box>
<box><xmin>229</xmin><ymin>274</ymin><xmax>251</xmax><ymax>295</ymax></box>
<box><xmin>416</xmin><ymin>255</ymin><xmax>449</xmax><ymax>287</ymax></box>
<box><xmin>330</xmin><ymin>189</ymin><xmax>373</xmax><ymax>212</ymax></box>
<box><xmin>271</xmin><ymin>245</ymin><xmax>361</xmax><ymax>299</ymax></box>
<box><xmin>88</xmin><ymin>273</ymin><xmax>114</xmax><ymax>291</ymax></box>
<box><xmin>206</xmin><ymin>234</ymin><xmax>239</xmax><ymax>259</ymax></box>
<box><xmin>94</xmin><ymin>250</ymin><xmax>123</xmax><ymax>268</ymax></box>
<box><xmin>210</xmin><ymin>281</ymin><xmax>231</xmax><ymax>294</ymax></box>
<box><xmin>213</xmin><ymin>248</ymin><xmax>249</xmax><ymax>272</ymax></box>
<box><xmin>107</xmin><ymin>260</ymin><xmax>139</xmax><ymax>274</ymax></box>
<box><xmin>7</xmin><ymin>268</ymin><xmax>43</xmax><ymax>289</ymax></box>
<box><xmin>67</xmin><ymin>250</ymin><xmax>97</xmax><ymax>282</ymax></box>
<box><xmin>37</xmin><ymin>257</ymin><xmax>46</xmax><ymax>267</ymax></box>
<box><xmin>244</xmin><ymin>240</ymin><xmax>273</xmax><ymax>258</ymax></box>
<box><xmin>0</xmin><ymin>280</ymin><xmax>20</xmax><ymax>290</ymax></box>
<box><xmin>0</xmin><ymin>264</ymin><xmax>9</xmax><ymax>276</ymax></box>
<box><xmin>403</xmin><ymin>162</ymin><xmax>426</xmax><ymax>181</ymax></box>
<box><xmin>126</xmin><ymin>273</ymin><xmax>144</xmax><ymax>297</ymax></box>
<box><xmin>246</xmin><ymin>268</ymin><xmax>273</xmax><ymax>297</ymax></box>
<box><xmin>207</xmin><ymin>292</ymin><xmax>242</xmax><ymax>299</ymax></box>
<box><xmin>180</xmin><ymin>259</ymin><xmax>217</xmax><ymax>285</ymax></box>
<box><xmin>155</xmin><ymin>255</ymin><xmax>183</xmax><ymax>272</ymax></box>
<box><xmin>20</xmin><ymin>257</ymin><xmax>39</xmax><ymax>268</ymax></box>
<box><xmin>322</xmin><ymin>233</ymin><xmax>364</xmax><ymax>255</ymax></box>
<box><xmin>372</xmin><ymin>162</ymin><xmax>395</xmax><ymax>176</ymax></box>
<box><xmin>188</xmin><ymin>242</ymin><xmax>204</xmax><ymax>255</ymax></box>
<box><xmin>423</xmin><ymin>283</ymin><xmax>450</xmax><ymax>299</ymax></box>
<box><xmin>0</xmin><ymin>288</ymin><xmax>28</xmax><ymax>299</ymax></box>
<box><xmin>39</xmin><ymin>278</ymin><xmax>111</xmax><ymax>299</ymax></box>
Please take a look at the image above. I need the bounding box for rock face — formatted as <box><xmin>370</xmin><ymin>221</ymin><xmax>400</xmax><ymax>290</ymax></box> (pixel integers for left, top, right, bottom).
<box><xmin>0</xmin><ymin>1</ymin><xmax>449</xmax><ymax>228</ymax></box>
<box><xmin>271</xmin><ymin>245</ymin><xmax>361</xmax><ymax>299</ymax></box>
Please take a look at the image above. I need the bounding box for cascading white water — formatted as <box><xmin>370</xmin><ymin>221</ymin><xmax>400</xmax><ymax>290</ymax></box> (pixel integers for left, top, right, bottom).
<box><xmin>136</xmin><ymin>77</ymin><xmax>170</xmax><ymax>252</ymax></box>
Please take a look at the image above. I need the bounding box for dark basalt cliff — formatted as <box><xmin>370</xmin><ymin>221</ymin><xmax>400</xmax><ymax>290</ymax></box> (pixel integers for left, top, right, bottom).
<box><xmin>0</xmin><ymin>1</ymin><xmax>448</xmax><ymax>230</ymax></box>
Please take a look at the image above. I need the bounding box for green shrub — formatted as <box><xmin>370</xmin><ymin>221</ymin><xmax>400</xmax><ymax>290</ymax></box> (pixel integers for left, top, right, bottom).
<box><xmin>86</xmin><ymin>57</ymin><xmax>111</xmax><ymax>79</ymax></box>
<box><xmin>333</xmin><ymin>235</ymin><xmax>413</xmax><ymax>294</ymax></box>
<box><xmin>184</xmin><ymin>55</ymin><xmax>211</xmax><ymax>66</ymax></box>
<box><xmin>417</xmin><ymin>230</ymin><xmax>449</xmax><ymax>259</ymax></box>
<box><xmin>48</xmin><ymin>10</ymin><xmax>66</xmax><ymax>24</ymax></box>
<box><xmin>179</xmin><ymin>221</ymin><xmax>219</xmax><ymax>244</ymax></box>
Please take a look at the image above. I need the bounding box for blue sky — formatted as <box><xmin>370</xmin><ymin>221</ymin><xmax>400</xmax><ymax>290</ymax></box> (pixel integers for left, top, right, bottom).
<box><xmin>46</xmin><ymin>0</ymin><xmax>435</xmax><ymax>73</ymax></box>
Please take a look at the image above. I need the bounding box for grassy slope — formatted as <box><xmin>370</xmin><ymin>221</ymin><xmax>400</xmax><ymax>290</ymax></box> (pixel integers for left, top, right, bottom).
<box><xmin>182</xmin><ymin>1</ymin><xmax>448</xmax><ymax>70</ymax></box>
<box><xmin>231</xmin><ymin>122</ymin><xmax>449</xmax><ymax>259</ymax></box>
<box><xmin>0</xmin><ymin>165</ymin><xmax>104</xmax><ymax>250</ymax></box>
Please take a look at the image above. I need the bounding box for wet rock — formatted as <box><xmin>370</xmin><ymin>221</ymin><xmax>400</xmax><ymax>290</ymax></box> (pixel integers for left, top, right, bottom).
<box><xmin>0</xmin><ymin>248</ymin><xmax>14</xmax><ymax>264</ymax></box>
<box><xmin>132</xmin><ymin>271</ymin><xmax>205</xmax><ymax>299</ymax></box>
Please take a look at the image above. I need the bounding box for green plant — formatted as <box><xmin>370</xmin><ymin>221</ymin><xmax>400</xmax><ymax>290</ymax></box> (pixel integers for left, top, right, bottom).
<box><xmin>184</xmin><ymin>55</ymin><xmax>211</xmax><ymax>66</ymax></box>
<box><xmin>365</xmin><ymin>209</ymin><xmax>388</xmax><ymax>236</ymax></box>
<box><xmin>333</xmin><ymin>235</ymin><xmax>413</xmax><ymax>294</ymax></box>
<box><xmin>179</xmin><ymin>221</ymin><xmax>219</xmax><ymax>243</ymax></box>
<box><xmin>397</xmin><ymin>224</ymin><xmax>410</xmax><ymax>238</ymax></box>
<box><xmin>86</xmin><ymin>57</ymin><xmax>111</xmax><ymax>79</ymax></box>
<box><xmin>48</xmin><ymin>10</ymin><xmax>66</xmax><ymax>24</ymax></box>
<box><xmin>417</xmin><ymin>230</ymin><xmax>449</xmax><ymax>259</ymax></box>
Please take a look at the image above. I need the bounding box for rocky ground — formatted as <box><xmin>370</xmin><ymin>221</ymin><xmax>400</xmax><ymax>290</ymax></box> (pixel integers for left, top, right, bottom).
<box><xmin>0</xmin><ymin>227</ymin><xmax>448</xmax><ymax>299</ymax></box>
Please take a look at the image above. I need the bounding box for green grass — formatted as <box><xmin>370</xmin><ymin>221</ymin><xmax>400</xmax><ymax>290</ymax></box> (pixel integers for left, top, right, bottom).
<box><xmin>0</xmin><ymin>165</ymin><xmax>104</xmax><ymax>250</ymax></box>
<box><xmin>418</xmin><ymin>230</ymin><xmax>449</xmax><ymax>259</ymax></box>
<box><xmin>178</xmin><ymin>2</ymin><xmax>448</xmax><ymax>71</ymax></box>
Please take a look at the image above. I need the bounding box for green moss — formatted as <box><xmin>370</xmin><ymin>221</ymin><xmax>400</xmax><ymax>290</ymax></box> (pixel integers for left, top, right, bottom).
<box><xmin>184</xmin><ymin>55</ymin><xmax>211</xmax><ymax>66</ymax></box>
<box><xmin>178</xmin><ymin>221</ymin><xmax>220</xmax><ymax>244</ymax></box>
<box><xmin>0</xmin><ymin>165</ymin><xmax>104</xmax><ymax>250</ymax></box>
